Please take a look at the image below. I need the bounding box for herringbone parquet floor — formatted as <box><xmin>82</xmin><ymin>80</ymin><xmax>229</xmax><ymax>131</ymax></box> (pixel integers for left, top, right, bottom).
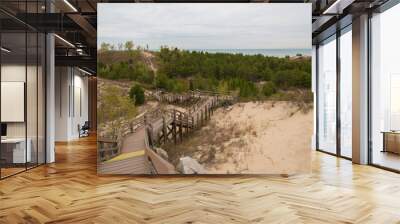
<box><xmin>1</xmin><ymin>135</ymin><xmax>400</xmax><ymax>224</ymax></box>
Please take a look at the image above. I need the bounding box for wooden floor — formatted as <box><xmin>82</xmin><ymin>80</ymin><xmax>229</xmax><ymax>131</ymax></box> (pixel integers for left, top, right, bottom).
<box><xmin>372</xmin><ymin>150</ymin><xmax>400</xmax><ymax>171</ymax></box>
<box><xmin>1</xmin><ymin>167</ymin><xmax>26</xmax><ymax>178</ymax></box>
<box><xmin>1</xmin><ymin>135</ymin><xmax>400</xmax><ymax>223</ymax></box>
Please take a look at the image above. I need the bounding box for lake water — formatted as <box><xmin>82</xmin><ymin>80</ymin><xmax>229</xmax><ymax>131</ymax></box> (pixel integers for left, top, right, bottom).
<box><xmin>183</xmin><ymin>49</ymin><xmax>311</xmax><ymax>57</ymax></box>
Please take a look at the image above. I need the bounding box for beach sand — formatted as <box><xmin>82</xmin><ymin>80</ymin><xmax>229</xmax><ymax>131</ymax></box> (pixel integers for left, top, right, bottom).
<box><xmin>166</xmin><ymin>101</ymin><xmax>313</xmax><ymax>174</ymax></box>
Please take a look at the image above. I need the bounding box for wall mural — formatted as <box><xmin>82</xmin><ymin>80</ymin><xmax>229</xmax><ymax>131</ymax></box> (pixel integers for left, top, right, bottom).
<box><xmin>97</xmin><ymin>3</ymin><xmax>313</xmax><ymax>175</ymax></box>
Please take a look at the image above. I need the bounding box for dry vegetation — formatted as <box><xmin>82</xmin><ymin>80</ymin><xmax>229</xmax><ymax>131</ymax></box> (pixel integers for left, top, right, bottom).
<box><xmin>97</xmin><ymin>78</ymin><xmax>159</xmax><ymax>139</ymax></box>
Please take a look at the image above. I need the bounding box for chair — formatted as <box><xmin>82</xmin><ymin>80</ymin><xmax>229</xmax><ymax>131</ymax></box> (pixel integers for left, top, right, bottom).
<box><xmin>79</xmin><ymin>121</ymin><xmax>90</xmax><ymax>138</ymax></box>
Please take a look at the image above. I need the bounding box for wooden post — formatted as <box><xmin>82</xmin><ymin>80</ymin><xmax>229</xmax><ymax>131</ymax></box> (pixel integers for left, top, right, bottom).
<box><xmin>197</xmin><ymin>113</ymin><xmax>200</xmax><ymax>129</ymax></box>
<box><xmin>173</xmin><ymin>110</ymin><xmax>177</xmax><ymax>144</ymax></box>
<box><xmin>205</xmin><ymin>104</ymin><xmax>207</xmax><ymax>120</ymax></box>
<box><xmin>186</xmin><ymin>114</ymin><xmax>189</xmax><ymax>135</ymax></box>
<box><xmin>209</xmin><ymin>101</ymin><xmax>212</xmax><ymax>115</ymax></box>
<box><xmin>207</xmin><ymin>104</ymin><xmax>210</xmax><ymax>120</ymax></box>
<box><xmin>204</xmin><ymin>106</ymin><xmax>207</xmax><ymax>122</ymax></box>
<box><xmin>210</xmin><ymin>98</ymin><xmax>214</xmax><ymax>117</ymax></box>
<box><xmin>205</xmin><ymin>105</ymin><xmax>208</xmax><ymax>120</ymax></box>
<box><xmin>179</xmin><ymin>113</ymin><xmax>183</xmax><ymax>142</ymax></box>
<box><xmin>163</xmin><ymin>116</ymin><xmax>167</xmax><ymax>144</ymax></box>
<box><xmin>207</xmin><ymin>104</ymin><xmax>210</xmax><ymax>119</ymax></box>
<box><xmin>201</xmin><ymin>109</ymin><xmax>204</xmax><ymax>127</ymax></box>
<box><xmin>214</xmin><ymin>98</ymin><xmax>216</xmax><ymax>109</ymax></box>
<box><xmin>213</xmin><ymin>98</ymin><xmax>215</xmax><ymax>110</ymax></box>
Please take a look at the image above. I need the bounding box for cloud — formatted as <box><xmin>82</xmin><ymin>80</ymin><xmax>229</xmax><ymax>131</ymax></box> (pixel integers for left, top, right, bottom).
<box><xmin>98</xmin><ymin>3</ymin><xmax>311</xmax><ymax>49</ymax></box>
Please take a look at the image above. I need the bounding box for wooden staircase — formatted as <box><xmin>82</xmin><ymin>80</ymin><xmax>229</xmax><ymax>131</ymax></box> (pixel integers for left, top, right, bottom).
<box><xmin>98</xmin><ymin>90</ymin><xmax>235</xmax><ymax>175</ymax></box>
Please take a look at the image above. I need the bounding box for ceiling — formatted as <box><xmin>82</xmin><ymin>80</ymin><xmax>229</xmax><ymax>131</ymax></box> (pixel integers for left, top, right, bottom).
<box><xmin>0</xmin><ymin>0</ymin><xmax>394</xmax><ymax>73</ymax></box>
<box><xmin>311</xmin><ymin>0</ymin><xmax>390</xmax><ymax>43</ymax></box>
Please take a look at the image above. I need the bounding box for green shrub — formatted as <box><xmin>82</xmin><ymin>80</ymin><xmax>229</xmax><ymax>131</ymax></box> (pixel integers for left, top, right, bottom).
<box><xmin>262</xmin><ymin>82</ymin><xmax>277</xmax><ymax>97</ymax></box>
<box><xmin>238</xmin><ymin>80</ymin><xmax>258</xmax><ymax>98</ymax></box>
<box><xmin>155</xmin><ymin>73</ymin><xmax>171</xmax><ymax>90</ymax></box>
<box><xmin>129</xmin><ymin>85</ymin><xmax>145</xmax><ymax>105</ymax></box>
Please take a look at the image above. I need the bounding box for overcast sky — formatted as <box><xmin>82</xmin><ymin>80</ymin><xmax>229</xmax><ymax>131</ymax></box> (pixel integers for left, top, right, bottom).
<box><xmin>98</xmin><ymin>3</ymin><xmax>311</xmax><ymax>50</ymax></box>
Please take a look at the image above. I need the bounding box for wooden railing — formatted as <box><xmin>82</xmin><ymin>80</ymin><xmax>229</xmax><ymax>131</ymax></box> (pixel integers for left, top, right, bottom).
<box><xmin>143</xmin><ymin>127</ymin><xmax>176</xmax><ymax>174</ymax></box>
<box><xmin>150</xmin><ymin>89</ymin><xmax>236</xmax><ymax>109</ymax></box>
<box><xmin>98</xmin><ymin>108</ymin><xmax>167</xmax><ymax>162</ymax></box>
<box><xmin>150</xmin><ymin>96</ymin><xmax>221</xmax><ymax>146</ymax></box>
<box><xmin>99</xmin><ymin>89</ymin><xmax>236</xmax><ymax>171</ymax></box>
<box><xmin>97</xmin><ymin>139</ymin><xmax>118</xmax><ymax>162</ymax></box>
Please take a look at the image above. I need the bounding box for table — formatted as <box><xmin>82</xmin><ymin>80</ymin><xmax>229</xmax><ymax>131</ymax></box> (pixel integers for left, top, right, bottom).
<box><xmin>381</xmin><ymin>131</ymin><xmax>400</xmax><ymax>154</ymax></box>
<box><xmin>1</xmin><ymin>138</ymin><xmax>31</xmax><ymax>164</ymax></box>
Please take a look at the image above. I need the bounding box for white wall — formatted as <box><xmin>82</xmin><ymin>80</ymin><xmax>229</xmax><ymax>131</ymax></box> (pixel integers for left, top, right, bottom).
<box><xmin>1</xmin><ymin>65</ymin><xmax>41</xmax><ymax>137</ymax></box>
<box><xmin>55</xmin><ymin>67</ymin><xmax>69</xmax><ymax>141</ymax></box>
<box><xmin>1</xmin><ymin>65</ymin><xmax>26</xmax><ymax>138</ymax></box>
<box><xmin>54</xmin><ymin>67</ymin><xmax>89</xmax><ymax>141</ymax></box>
<box><xmin>71</xmin><ymin>73</ymin><xmax>89</xmax><ymax>138</ymax></box>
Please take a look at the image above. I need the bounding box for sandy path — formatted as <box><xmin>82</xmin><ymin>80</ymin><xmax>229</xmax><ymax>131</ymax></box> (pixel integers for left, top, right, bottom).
<box><xmin>142</xmin><ymin>51</ymin><xmax>157</xmax><ymax>73</ymax></box>
<box><xmin>166</xmin><ymin>101</ymin><xmax>313</xmax><ymax>174</ymax></box>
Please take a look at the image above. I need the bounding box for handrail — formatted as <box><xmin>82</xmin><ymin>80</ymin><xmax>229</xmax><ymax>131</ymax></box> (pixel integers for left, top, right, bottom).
<box><xmin>99</xmin><ymin>89</ymin><xmax>235</xmax><ymax>164</ymax></box>
<box><xmin>98</xmin><ymin>108</ymin><xmax>167</xmax><ymax>162</ymax></box>
<box><xmin>151</xmin><ymin>89</ymin><xmax>236</xmax><ymax>100</ymax></box>
<box><xmin>144</xmin><ymin>126</ymin><xmax>176</xmax><ymax>174</ymax></box>
<box><xmin>98</xmin><ymin>140</ymin><xmax>118</xmax><ymax>162</ymax></box>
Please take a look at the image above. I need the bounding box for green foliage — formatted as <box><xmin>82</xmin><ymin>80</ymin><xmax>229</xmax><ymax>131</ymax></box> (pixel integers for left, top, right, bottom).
<box><xmin>262</xmin><ymin>82</ymin><xmax>277</xmax><ymax>97</ymax></box>
<box><xmin>262</xmin><ymin>68</ymin><xmax>273</xmax><ymax>81</ymax></box>
<box><xmin>191</xmin><ymin>75</ymin><xmax>217</xmax><ymax>91</ymax></box>
<box><xmin>98</xmin><ymin>59</ymin><xmax>154</xmax><ymax>85</ymax></box>
<box><xmin>129</xmin><ymin>85</ymin><xmax>145</xmax><ymax>105</ymax></box>
<box><xmin>155</xmin><ymin>73</ymin><xmax>172</xmax><ymax>90</ymax></box>
<box><xmin>100</xmin><ymin>43</ymin><xmax>111</xmax><ymax>51</ymax></box>
<box><xmin>98</xmin><ymin>85</ymin><xmax>137</xmax><ymax>127</ymax></box>
<box><xmin>155</xmin><ymin>73</ymin><xmax>189</xmax><ymax>93</ymax></box>
<box><xmin>172</xmin><ymin>79</ymin><xmax>189</xmax><ymax>93</ymax></box>
<box><xmin>156</xmin><ymin>47</ymin><xmax>311</xmax><ymax>98</ymax></box>
<box><xmin>98</xmin><ymin>43</ymin><xmax>311</xmax><ymax>100</ymax></box>
<box><xmin>294</xmin><ymin>70</ymin><xmax>311</xmax><ymax>88</ymax></box>
<box><xmin>271</xmin><ymin>69</ymin><xmax>311</xmax><ymax>89</ymax></box>
<box><xmin>189</xmin><ymin>80</ymin><xmax>194</xmax><ymax>91</ymax></box>
<box><xmin>217</xmin><ymin>80</ymin><xmax>229</xmax><ymax>94</ymax></box>
<box><xmin>125</xmin><ymin>41</ymin><xmax>134</xmax><ymax>51</ymax></box>
<box><xmin>237</xmin><ymin>80</ymin><xmax>258</xmax><ymax>98</ymax></box>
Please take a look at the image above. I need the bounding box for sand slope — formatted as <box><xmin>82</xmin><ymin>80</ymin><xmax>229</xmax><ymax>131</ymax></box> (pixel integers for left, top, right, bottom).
<box><xmin>166</xmin><ymin>101</ymin><xmax>313</xmax><ymax>174</ymax></box>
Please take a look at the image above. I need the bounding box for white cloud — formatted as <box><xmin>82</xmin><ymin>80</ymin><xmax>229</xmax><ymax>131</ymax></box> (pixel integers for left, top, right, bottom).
<box><xmin>98</xmin><ymin>3</ymin><xmax>311</xmax><ymax>50</ymax></box>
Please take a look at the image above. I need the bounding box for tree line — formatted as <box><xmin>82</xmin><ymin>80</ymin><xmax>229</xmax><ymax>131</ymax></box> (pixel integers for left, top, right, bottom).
<box><xmin>98</xmin><ymin>42</ymin><xmax>311</xmax><ymax>99</ymax></box>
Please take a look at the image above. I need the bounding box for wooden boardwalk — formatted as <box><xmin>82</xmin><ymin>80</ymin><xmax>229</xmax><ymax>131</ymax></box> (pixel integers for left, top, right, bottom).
<box><xmin>98</xmin><ymin>128</ymin><xmax>151</xmax><ymax>174</ymax></box>
<box><xmin>98</xmin><ymin>90</ymin><xmax>233</xmax><ymax>175</ymax></box>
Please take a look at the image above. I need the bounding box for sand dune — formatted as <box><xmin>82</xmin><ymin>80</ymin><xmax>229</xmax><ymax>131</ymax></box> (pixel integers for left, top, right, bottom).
<box><xmin>166</xmin><ymin>101</ymin><xmax>313</xmax><ymax>174</ymax></box>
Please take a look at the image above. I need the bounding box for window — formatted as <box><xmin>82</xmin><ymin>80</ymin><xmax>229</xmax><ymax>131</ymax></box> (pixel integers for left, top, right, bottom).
<box><xmin>339</xmin><ymin>27</ymin><xmax>352</xmax><ymax>158</ymax></box>
<box><xmin>390</xmin><ymin>74</ymin><xmax>400</xmax><ymax>130</ymax></box>
<box><xmin>370</xmin><ymin>3</ymin><xmax>400</xmax><ymax>171</ymax></box>
<box><xmin>317</xmin><ymin>35</ymin><xmax>337</xmax><ymax>154</ymax></box>
<box><xmin>0</xmin><ymin>2</ymin><xmax>46</xmax><ymax>179</ymax></box>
